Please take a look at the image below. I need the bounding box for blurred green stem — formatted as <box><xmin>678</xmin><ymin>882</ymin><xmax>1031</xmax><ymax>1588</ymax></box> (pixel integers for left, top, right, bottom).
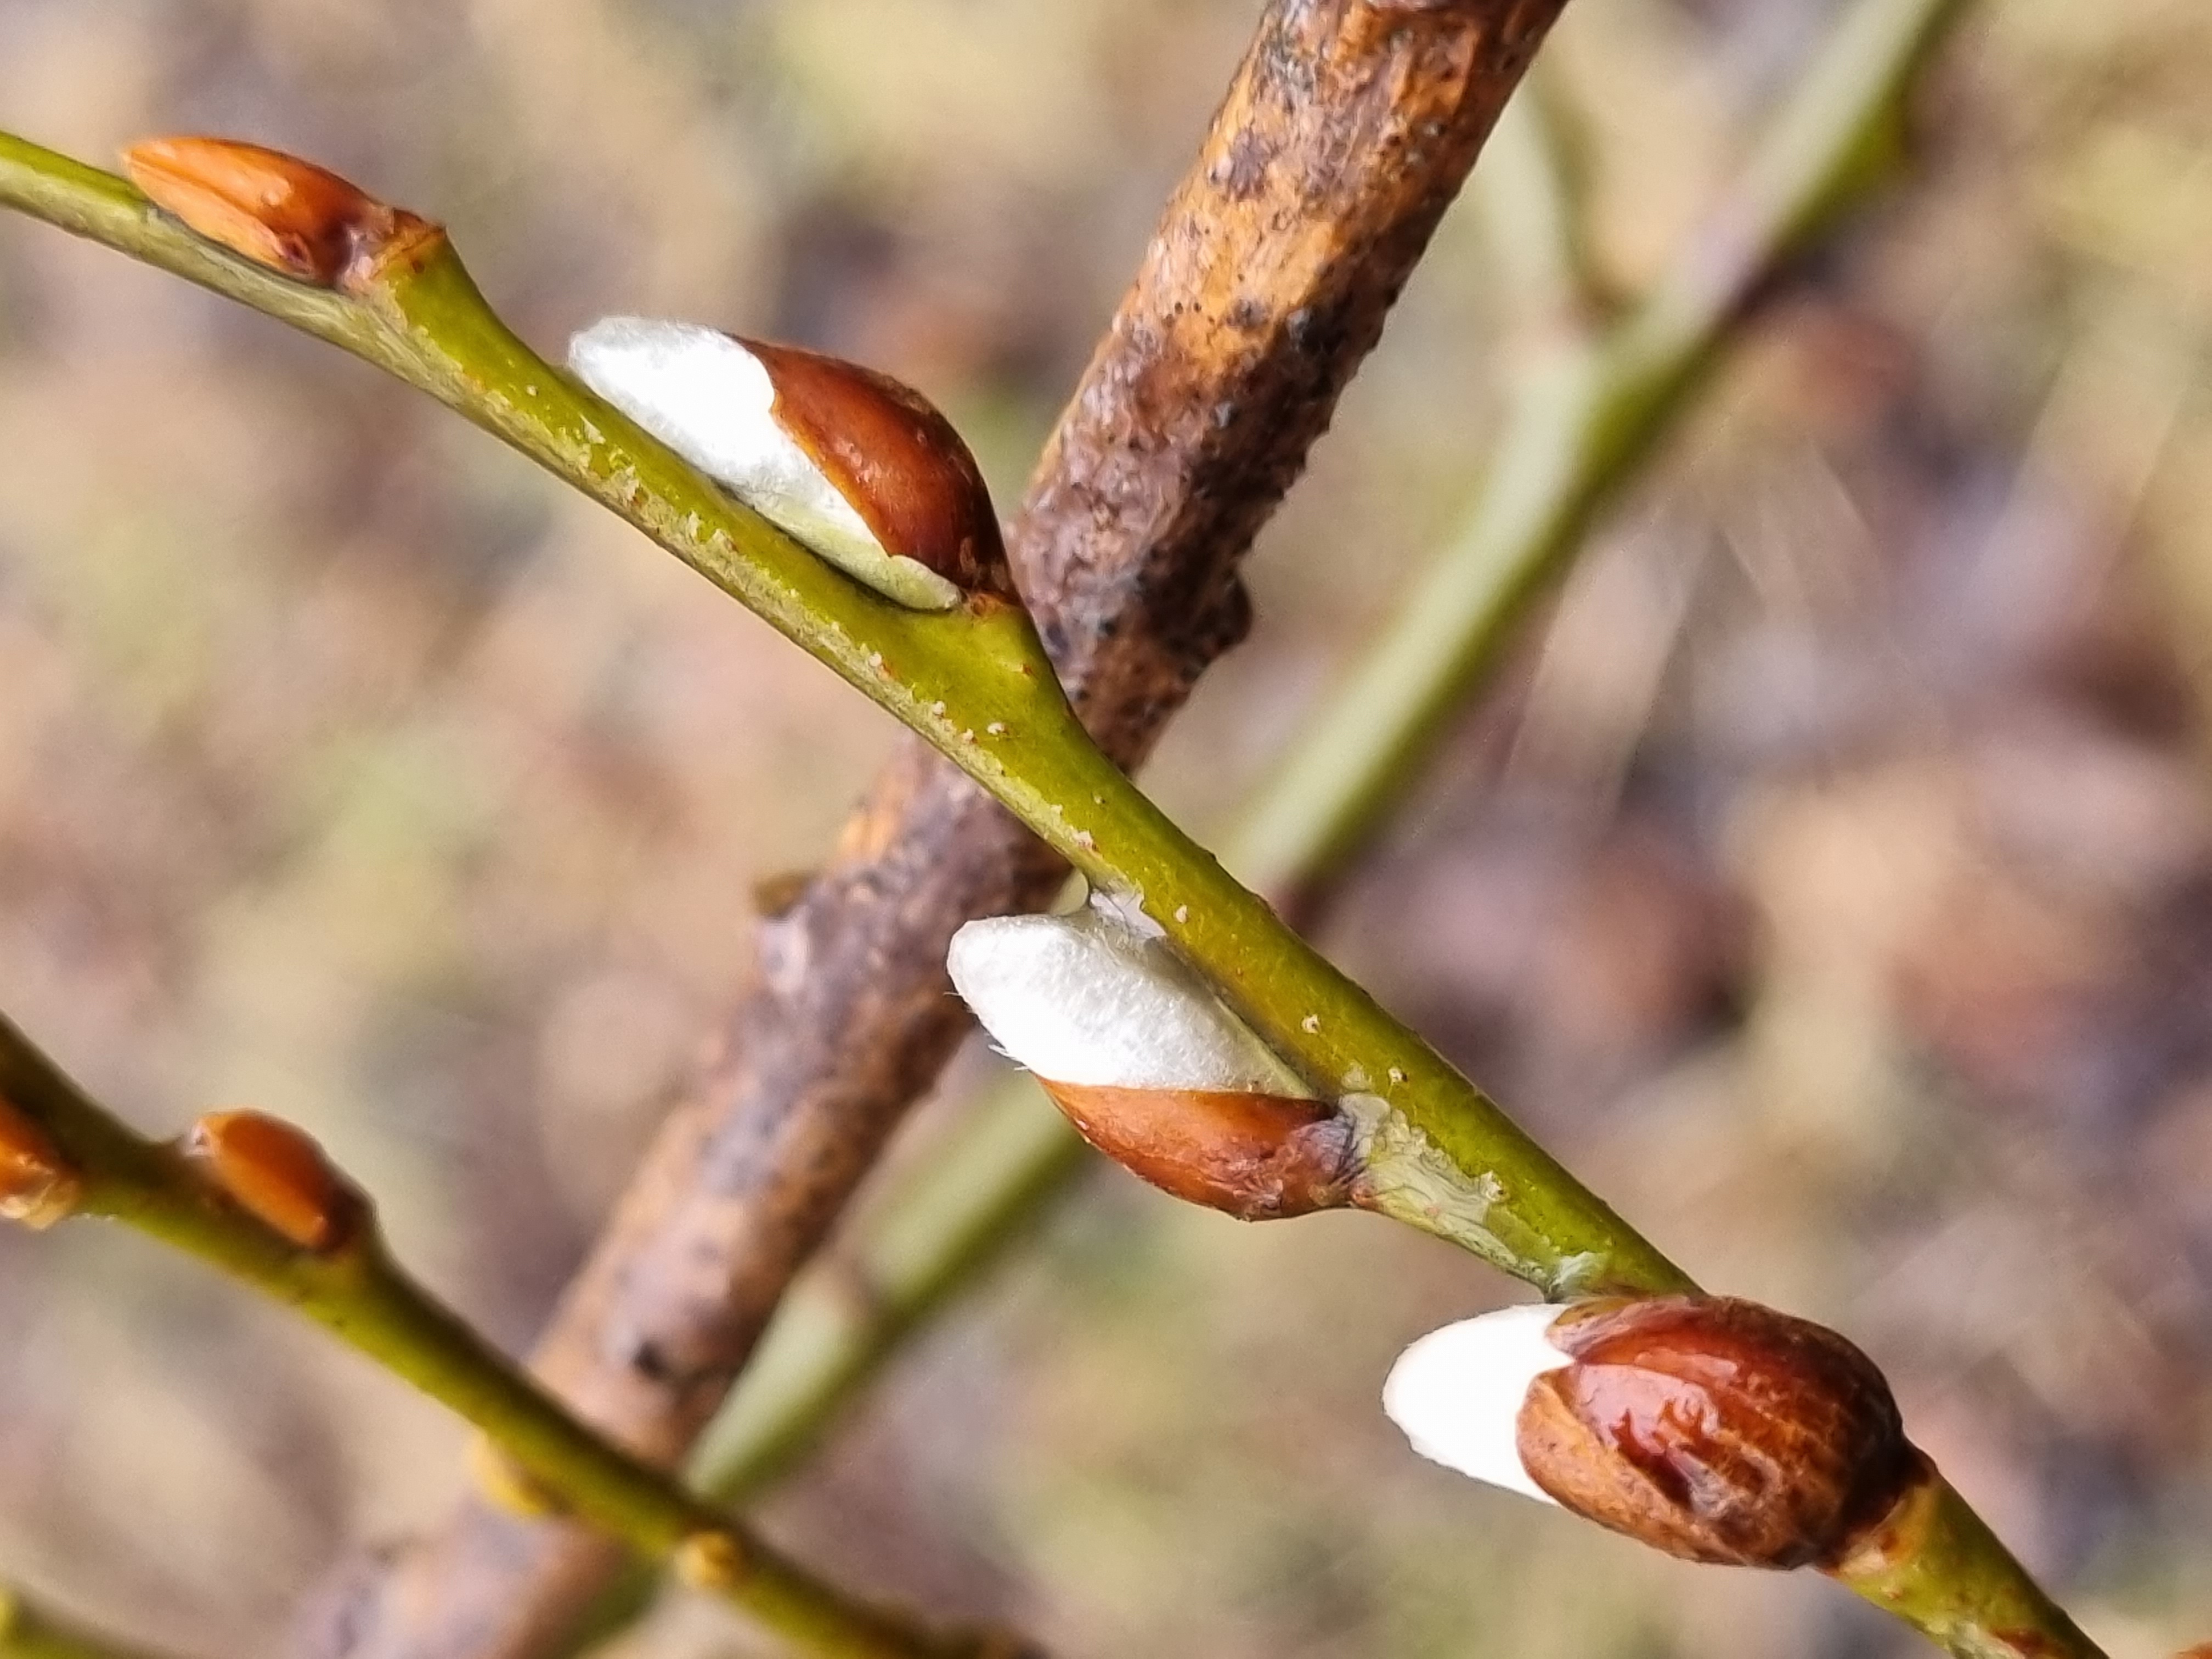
<box><xmin>1236</xmin><ymin>0</ymin><xmax>1965</xmax><ymax>896</ymax></box>
<box><xmin>0</xmin><ymin>1017</ymin><xmax>999</xmax><ymax>1659</ymax></box>
<box><xmin>0</xmin><ymin>1589</ymin><xmax>161</xmax><ymax>1659</ymax></box>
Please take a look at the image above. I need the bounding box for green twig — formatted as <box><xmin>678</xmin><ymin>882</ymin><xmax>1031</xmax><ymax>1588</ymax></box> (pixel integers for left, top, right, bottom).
<box><xmin>0</xmin><ymin>8</ymin><xmax>2102</xmax><ymax>1643</ymax></box>
<box><xmin>0</xmin><ymin>1588</ymin><xmax>165</xmax><ymax>1659</ymax></box>
<box><xmin>1234</xmin><ymin>0</ymin><xmax>1967</xmax><ymax>901</ymax></box>
<box><xmin>1477</xmin><ymin>64</ymin><xmax>1613</xmax><ymax>333</ymax></box>
<box><xmin>686</xmin><ymin>2</ymin><xmax>2098</xmax><ymax>1655</ymax></box>
<box><xmin>0</xmin><ymin>128</ymin><xmax>1676</xmax><ymax>1301</ymax></box>
<box><xmin>0</xmin><ymin>1017</ymin><xmax>1001</xmax><ymax>1659</ymax></box>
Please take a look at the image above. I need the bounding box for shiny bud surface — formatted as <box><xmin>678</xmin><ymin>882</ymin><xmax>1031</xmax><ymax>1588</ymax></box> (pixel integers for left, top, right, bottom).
<box><xmin>567</xmin><ymin>318</ymin><xmax>1012</xmax><ymax>611</ymax></box>
<box><xmin>122</xmin><ymin>137</ymin><xmax>437</xmax><ymax>292</ymax></box>
<box><xmin>1387</xmin><ymin>1294</ymin><xmax>1916</xmax><ymax>1570</ymax></box>
<box><xmin>185</xmin><ymin>1110</ymin><xmax>366</xmax><ymax>1253</ymax></box>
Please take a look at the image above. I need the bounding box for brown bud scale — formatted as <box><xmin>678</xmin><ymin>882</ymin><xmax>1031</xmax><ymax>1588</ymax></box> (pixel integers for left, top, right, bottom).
<box><xmin>0</xmin><ymin>1091</ymin><xmax>80</xmax><ymax>1229</ymax></box>
<box><xmin>1517</xmin><ymin>1294</ymin><xmax>1914</xmax><ymax>1568</ymax></box>
<box><xmin>742</xmin><ymin>338</ymin><xmax>1015</xmax><ymax>601</ymax></box>
<box><xmin>122</xmin><ymin>137</ymin><xmax>441</xmax><ymax>293</ymax></box>
<box><xmin>185</xmin><ymin>1110</ymin><xmax>366</xmax><ymax>1253</ymax></box>
<box><xmin>1040</xmin><ymin>1080</ymin><xmax>1353</xmax><ymax>1220</ymax></box>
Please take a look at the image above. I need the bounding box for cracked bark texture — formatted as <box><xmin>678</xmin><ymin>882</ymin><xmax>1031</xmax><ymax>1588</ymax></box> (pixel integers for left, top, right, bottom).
<box><xmin>300</xmin><ymin>2</ymin><xmax>1568</xmax><ymax>1655</ymax></box>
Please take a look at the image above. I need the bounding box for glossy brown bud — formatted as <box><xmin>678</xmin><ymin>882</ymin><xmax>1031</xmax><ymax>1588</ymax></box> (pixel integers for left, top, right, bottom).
<box><xmin>566</xmin><ymin>318</ymin><xmax>1014</xmax><ymax>611</ymax></box>
<box><xmin>0</xmin><ymin>1092</ymin><xmax>81</xmax><ymax>1230</ymax></box>
<box><xmin>742</xmin><ymin>337</ymin><xmax>1015</xmax><ymax>603</ymax></box>
<box><xmin>1518</xmin><ymin>1295</ymin><xmax>1915</xmax><ymax>1568</ymax></box>
<box><xmin>184</xmin><ymin>1110</ymin><xmax>367</xmax><ymax>1253</ymax></box>
<box><xmin>1040</xmin><ymin>1081</ymin><xmax>1355</xmax><ymax>1220</ymax></box>
<box><xmin>121</xmin><ymin>137</ymin><xmax>440</xmax><ymax>292</ymax></box>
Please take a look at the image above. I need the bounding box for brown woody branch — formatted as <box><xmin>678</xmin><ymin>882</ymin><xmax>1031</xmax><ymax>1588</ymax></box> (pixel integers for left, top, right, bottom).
<box><xmin>301</xmin><ymin>4</ymin><xmax>1568</xmax><ymax>1655</ymax></box>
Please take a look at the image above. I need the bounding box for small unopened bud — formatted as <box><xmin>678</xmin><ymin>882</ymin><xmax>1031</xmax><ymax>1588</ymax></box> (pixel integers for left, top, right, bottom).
<box><xmin>673</xmin><ymin>1529</ymin><xmax>749</xmax><ymax>1592</ymax></box>
<box><xmin>0</xmin><ymin>1092</ymin><xmax>81</xmax><ymax>1230</ymax></box>
<box><xmin>183</xmin><ymin>1111</ymin><xmax>368</xmax><ymax>1254</ymax></box>
<box><xmin>121</xmin><ymin>136</ymin><xmax>439</xmax><ymax>292</ymax></box>
<box><xmin>1386</xmin><ymin>1295</ymin><xmax>1917</xmax><ymax>1570</ymax></box>
<box><xmin>947</xmin><ymin>904</ymin><xmax>1352</xmax><ymax>1218</ymax></box>
<box><xmin>466</xmin><ymin>1435</ymin><xmax>565</xmax><ymax>1519</ymax></box>
<box><xmin>567</xmin><ymin>319</ymin><xmax>1014</xmax><ymax>611</ymax></box>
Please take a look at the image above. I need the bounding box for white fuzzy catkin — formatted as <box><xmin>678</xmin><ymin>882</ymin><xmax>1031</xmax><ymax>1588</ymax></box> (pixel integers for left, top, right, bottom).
<box><xmin>946</xmin><ymin>903</ymin><xmax>1312</xmax><ymax>1098</ymax></box>
<box><xmin>567</xmin><ymin>317</ymin><xmax>961</xmax><ymax>609</ymax></box>
<box><xmin>1382</xmin><ymin>1302</ymin><xmax>1573</xmax><ymax>1505</ymax></box>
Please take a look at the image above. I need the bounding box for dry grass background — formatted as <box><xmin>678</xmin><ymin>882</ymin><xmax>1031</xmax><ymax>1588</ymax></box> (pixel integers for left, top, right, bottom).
<box><xmin>1</xmin><ymin>0</ymin><xmax>2210</xmax><ymax>1655</ymax></box>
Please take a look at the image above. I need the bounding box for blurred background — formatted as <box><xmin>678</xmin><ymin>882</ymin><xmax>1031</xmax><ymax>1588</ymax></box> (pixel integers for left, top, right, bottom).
<box><xmin>2</xmin><ymin>0</ymin><xmax>2209</xmax><ymax>1654</ymax></box>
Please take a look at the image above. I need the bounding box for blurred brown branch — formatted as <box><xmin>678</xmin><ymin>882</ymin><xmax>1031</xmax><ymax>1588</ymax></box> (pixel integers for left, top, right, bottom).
<box><xmin>300</xmin><ymin>3</ymin><xmax>1571</xmax><ymax>1656</ymax></box>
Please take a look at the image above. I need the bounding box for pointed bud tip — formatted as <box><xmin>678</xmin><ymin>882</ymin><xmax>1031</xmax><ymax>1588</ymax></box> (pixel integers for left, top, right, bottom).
<box><xmin>567</xmin><ymin>318</ymin><xmax>1011</xmax><ymax>611</ymax></box>
<box><xmin>185</xmin><ymin>1110</ymin><xmax>366</xmax><ymax>1253</ymax></box>
<box><xmin>122</xmin><ymin>136</ymin><xmax>437</xmax><ymax>291</ymax></box>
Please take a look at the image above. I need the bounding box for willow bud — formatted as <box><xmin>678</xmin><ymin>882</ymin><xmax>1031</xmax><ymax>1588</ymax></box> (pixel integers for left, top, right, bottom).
<box><xmin>1385</xmin><ymin>1295</ymin><xmax>1917</xmax><ymax>1570</ymax></box>
<box><xmin>947</xmin><ymin>903</ymin><xmax>1353</xmax><ymax>1219</ymax></box>
<box><xmin>121</xmin><ymin>137</ymin><xmax>439</xmax><ymax>292</ymax></box>
<box><xmin>0</xmin><ymin>1093</ymin><xmax>81</xmax><ymax>1230</ymax></box>
<box><xmin>567</xmin><ymin>319</ymin><xmax>1014</xmax><ymax>611</ymax></box>
<box><xmin>183</xmin><ymin>1110</ymin><xmax>368</xmax><ymax>1254</ymax></box>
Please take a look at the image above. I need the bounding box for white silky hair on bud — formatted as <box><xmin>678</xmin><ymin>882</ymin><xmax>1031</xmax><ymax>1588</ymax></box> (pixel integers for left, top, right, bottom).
<box><xmin>946</xmin><ymin>902</ymin><xmax>1312</xmax><ymax>1097</ymax></box>
<box><xmin>566</xmin><ymin>318</ymin><xmax>960</xmax><ymax>609</ymax></box>
<box><xmin>1383</xmin><ymin>1302</ymin><xmax>1572</xmax><ymax>1506</ymax></box>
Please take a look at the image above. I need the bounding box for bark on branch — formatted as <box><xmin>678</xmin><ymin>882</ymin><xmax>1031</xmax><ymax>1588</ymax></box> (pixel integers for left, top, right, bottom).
<box><xmin>303</xmin><ymin>4</ymin><xmax>1569</xmax><ymax>1655</ymax></box>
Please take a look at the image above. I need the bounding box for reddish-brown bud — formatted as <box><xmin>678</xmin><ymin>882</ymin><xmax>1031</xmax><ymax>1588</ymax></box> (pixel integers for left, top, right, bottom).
<box><xmin>1040</xmin><ymin>1080</ymin><xmax>1355</xmax><ymax>1220</ymax></box>
<box><xmin>121</xmin><ymin>137</ymin><xmax>439</xmax><ymax>292</ymax></box>
<box><xmin>742</xmin><ymin>337</ymin><xmax>1015</xmax><ymax>603</ymax></box>
<box><xmin>184</xmin><ymin>1110</ymin><xmax>367</xmax><ymax>1253</ymax></box>
<box><xmin>0</xmin><ymin>1092</ymin><xmax>81</xmax><ymax>1230</ymax></box>
<box><xmin>566</xmin><ymin>319</ymin><xmax>1015</xmax><ymax>610</ymax></box>
<box><xmin>1517</xmin><ymin>1295</ymin><xmax>1915</xmax><ymax>1568</ymax></box>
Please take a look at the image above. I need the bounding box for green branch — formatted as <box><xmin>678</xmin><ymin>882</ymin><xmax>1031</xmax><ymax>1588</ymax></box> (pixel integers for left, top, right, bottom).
<box><xmin>1236</xmin><ymin>0</ymin><xmax>1970</xmax><ymax>898</ymax></box>
<box><xmin>0</xmin><ymin>128</ymin><xmax>1676</xmax><ymax>1301</ymax></box>
<box><xmin>0</xmin><ymin>6</ymin><xmax>2104</xmax><ymax>1644</ymax></box>
<box><xmin>0</xmin><ymin>1588</ymin><xmax>165</xmax><ymax>1659</ymax></box>
<box><xmin>0</xmin><ymin>1017</ymin><xmax>1002</xmax><ymax>1659</ymax></box>
<box><xmin>685</xmin><ymin>2</ymin><xmax>2098</xmax><ymax>1656</ymax></box>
